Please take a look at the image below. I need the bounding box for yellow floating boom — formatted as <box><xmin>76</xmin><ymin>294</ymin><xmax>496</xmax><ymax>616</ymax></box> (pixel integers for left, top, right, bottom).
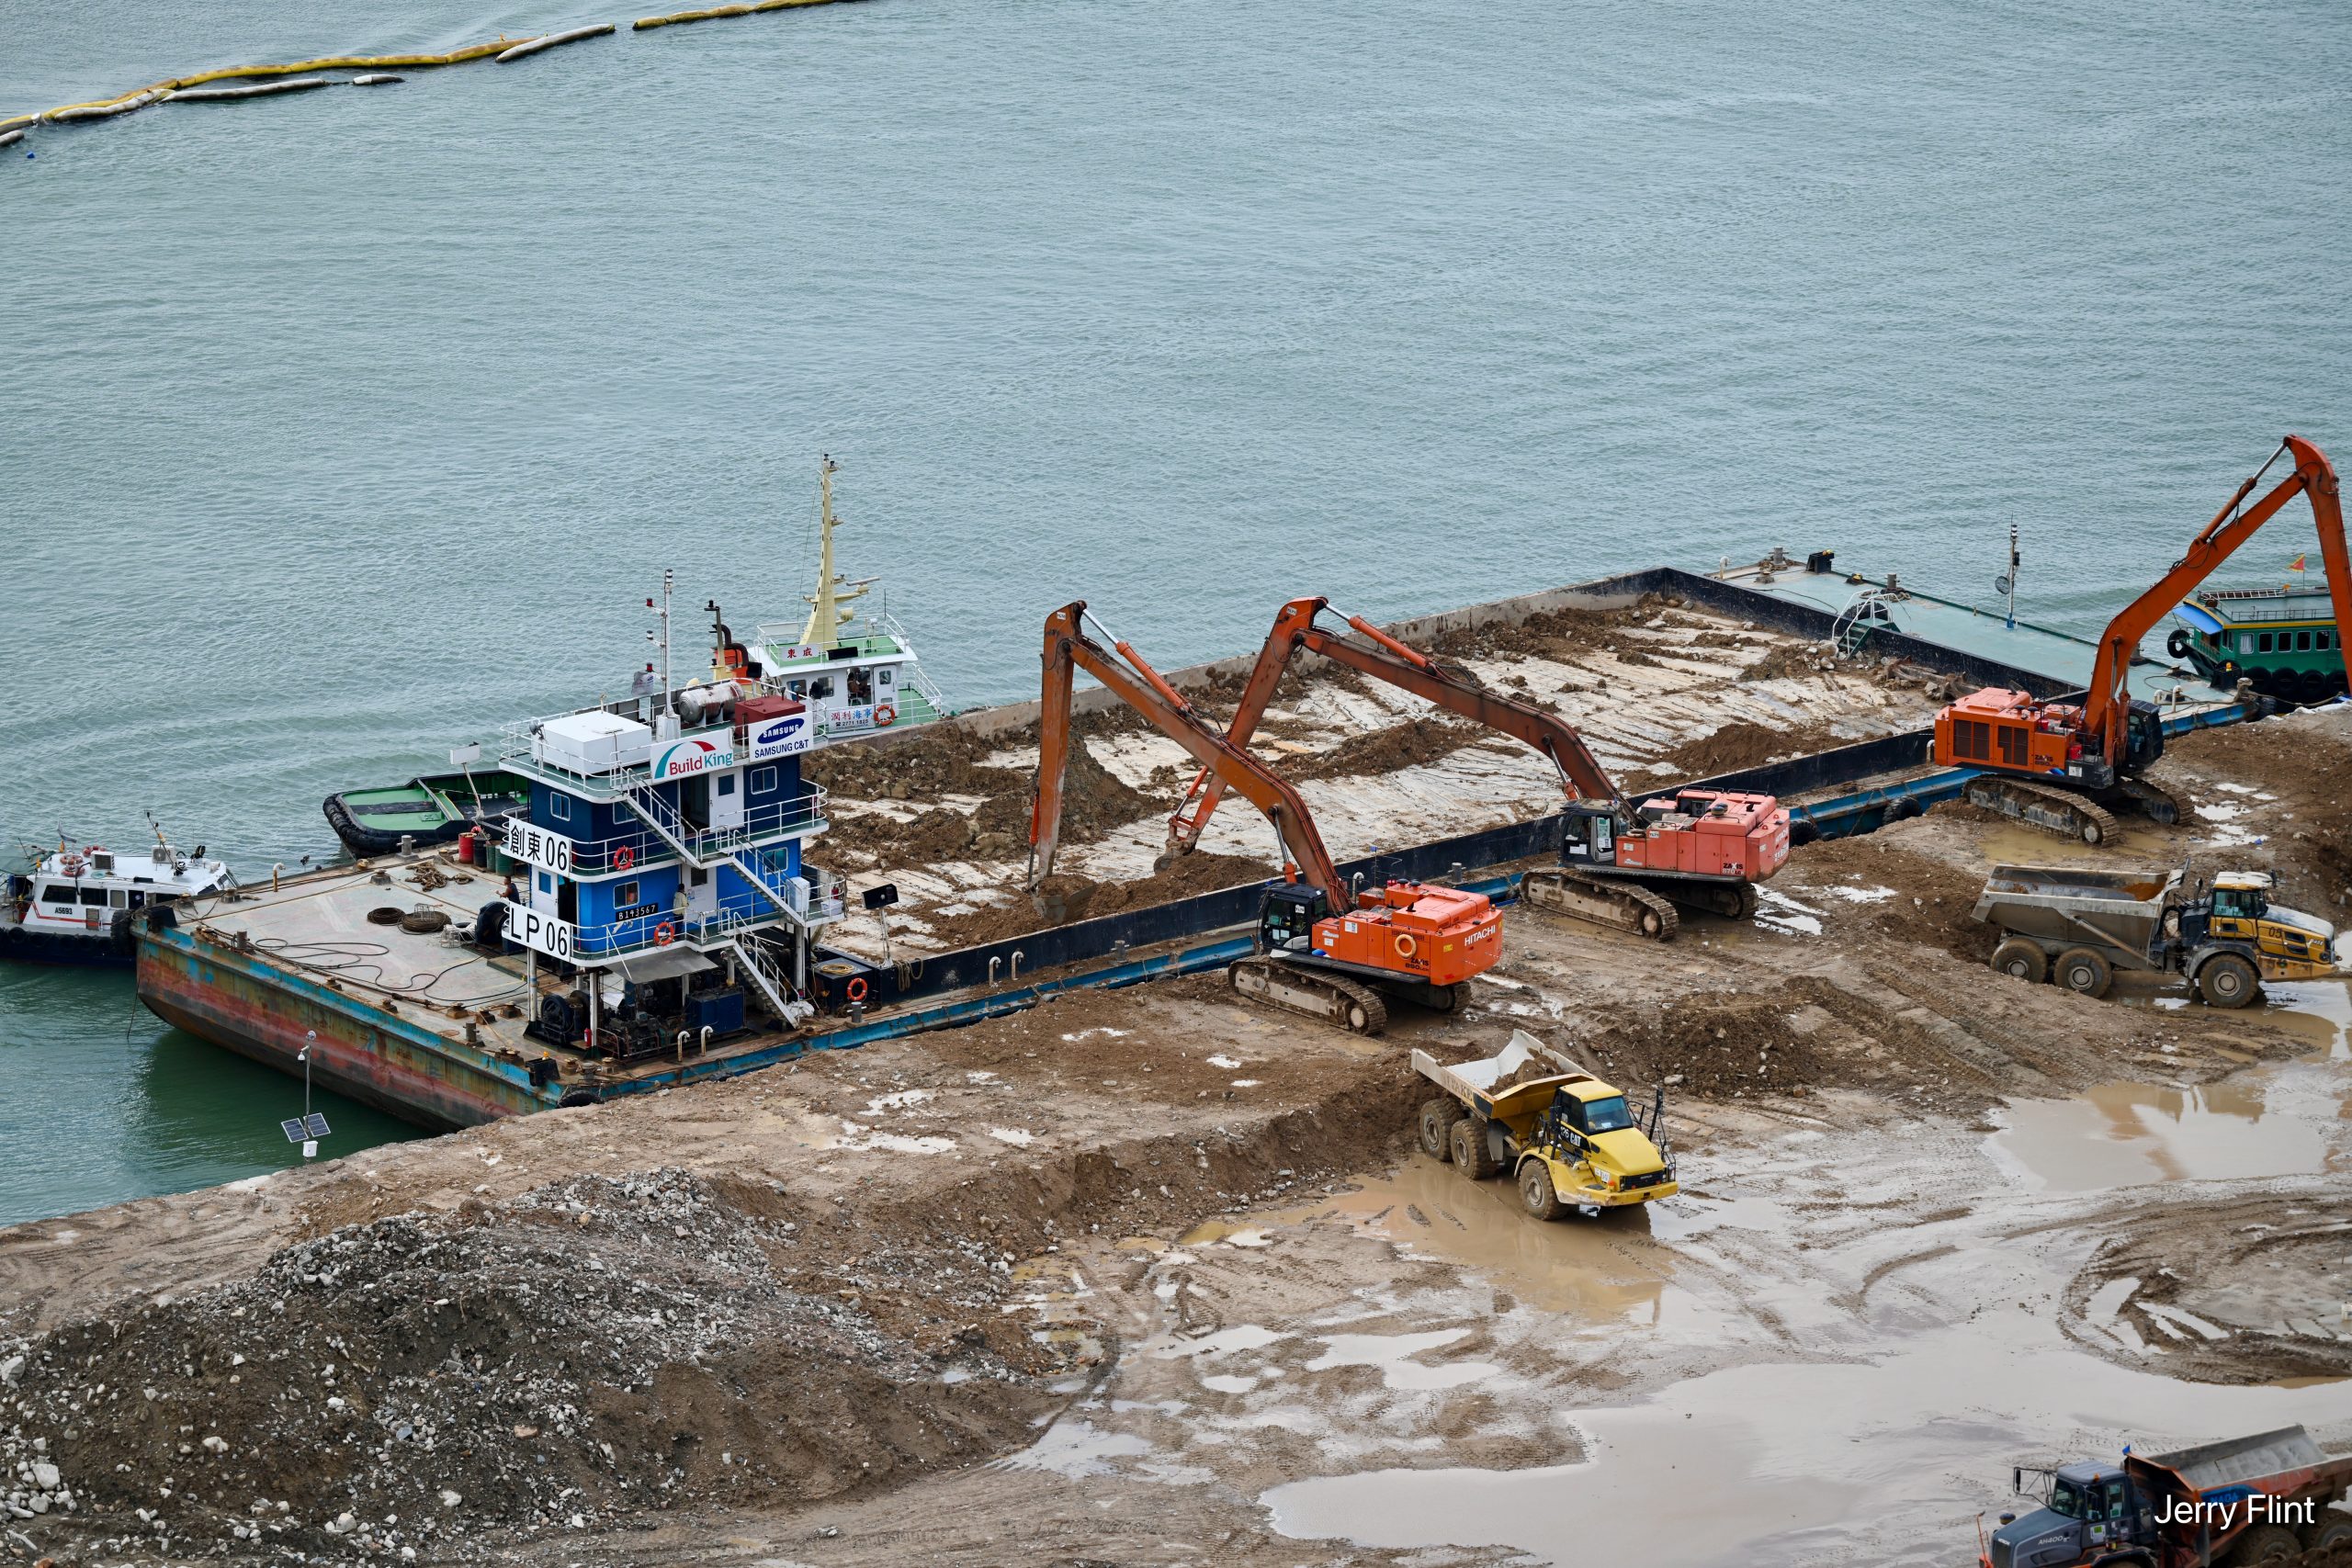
<box><xmin>637</xmin><ymin>0</ymin><xmax>860</xmax><ymax>30</ymax></box>
<box><xmin>27</xmin><ymin>37</ymin><xmax>521</xmax><ymax>128</ymax></box>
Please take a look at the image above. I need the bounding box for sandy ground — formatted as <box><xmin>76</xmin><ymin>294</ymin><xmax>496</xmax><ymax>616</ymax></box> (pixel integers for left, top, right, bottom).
<box><xmin>5</xmin><ymin>701</ymin><xmax>2350</xmax><ymax>1568</ymax></box>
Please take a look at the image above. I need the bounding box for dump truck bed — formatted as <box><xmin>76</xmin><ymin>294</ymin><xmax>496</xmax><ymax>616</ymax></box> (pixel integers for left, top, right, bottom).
<box><xmin>1972</xmin><ymin>864</ymin><xmax>2183</xmax><ymax>969</ymax></box>
<box><xmin>2127</xmin><ymin>1425</ymin><xmax>2352</xmax><ymax>1566</ymax></box>
<box><xmin>1411</xmin><ymin>1032</ymin><xmax>1602</xmax><ymax>1122</ymax></box>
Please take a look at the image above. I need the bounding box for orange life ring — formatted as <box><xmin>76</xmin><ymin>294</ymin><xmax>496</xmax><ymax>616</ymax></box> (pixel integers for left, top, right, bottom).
<box><xmin>654</xmin><ymin>922</ymin><xmax>675</xmax><ymax>947</ymax></box>
<box><xmin>845</xmin><ymin>976</ymin><xmax>869</xmax><ymax>1002</ymax></box>
<box><xmin>873</xmin><ymin>704</ymin><xmax>897</xmax><ymax>727</ymax></box>
<box><xmin>1393</xmin><ymin>932</ymin><xmax>1419</xmax><ymax>959</ymax></box>
<box><xmin>612</xmin><ymin>843</ymin><xmax>636</xmax><ymax>872</ymax></box>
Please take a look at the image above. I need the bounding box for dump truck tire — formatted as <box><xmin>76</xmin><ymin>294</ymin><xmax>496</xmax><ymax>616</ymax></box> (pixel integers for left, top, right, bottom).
<box><xmin>1517</xmin><ymin>1158</ymin><xmax>1564</xmax><ymax>1222</ymax></box>
<box><xmin>2229</xmin><ymin>1525</ymin><xmax>2301</xmax><ymax>1563</ymax></box>
<box><xmin>2198</xmin><ymin>953</ymin><xmax>2260</xmax><ymax>1009</ymax></box>
<box><xmin>1450</xmin><ymin>1115</ymin><xmax>1501</xmax><ymax>1179</ymax></box>
<box><xmin>2054</xmin><ymin>947</ymin><xmax>2112</xmax><ymax>998</ymax></box>
<box><xmin>1991</xmin><ymin>938</ymin><xmax>2048</xmax><ymax>984</ymax></box>
<box><xmin>1419</xmin><ymin>1097</ymin><xmax>1464</xmax><ymax>1161</ymax></box>
<box><xmin>2303</xmin><ymin>1518</ymin><xmax>2352</xmax><ymax>1550</ymax></box>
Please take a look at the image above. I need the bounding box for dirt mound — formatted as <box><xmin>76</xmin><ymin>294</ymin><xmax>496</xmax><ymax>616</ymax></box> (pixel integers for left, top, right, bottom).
<box><xmin>805</xmin><ymin>722</ymin><xmax>1023</xmax><ymax>803</ymax></box>
<box><xmin>0</xmin><ymin>1170</ymin><xmax>1053</xmax><ymax>1562</ymax></box>
<box><xmin>1786</xmin><ymin>836</ymin><xmax>1997</xmax><ymax>962</ymax></box>
<box><xmin>1580</xmin><ymin>983</ymin><xmax>1839</xmax><ymax>1100</ymax></box>
<box><xmin>823</xmin><ymin>731</ymin><xmax>1157</xmax><ymax>866</ymax></box>
<box><xmin>1421</xmin><ymin>597</ymin><xmax>1661</xmax><ymax>663</ymax></box>
<box><xmin>1647</xmin><ymin>720</ymin><xmax>1841</xmax><ymax>782</ymax></box>
<box><xmin>1737</xmin><ymin>640</ymin><xmax>1836</xmax><ymax>682</ymax></box>
<box><xmin>1293</xmin><ymin>716</ymin><xmax>1489</xmax><ymax>782</ymax></box>
<box><xmin>926</xmin><ymin>852</ymin><xmax>1278</xmax><ymax>949</ymax></box>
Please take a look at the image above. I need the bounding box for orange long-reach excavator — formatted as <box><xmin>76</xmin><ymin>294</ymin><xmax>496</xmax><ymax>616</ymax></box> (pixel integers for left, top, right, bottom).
<box><xmin>1029</xmin><ymin>602</ymin><xmax>1502</xmax><ymax>1034</ymax></box>
<box><xmin>1164</xmin><ymin>597</ymin><xmax>1791</xmax><ymax>941</ymax></box>
<box><xmin>1930</xmin><ymin>434</ymin><xmax>2351</xmax><ymax>845</ymax></box>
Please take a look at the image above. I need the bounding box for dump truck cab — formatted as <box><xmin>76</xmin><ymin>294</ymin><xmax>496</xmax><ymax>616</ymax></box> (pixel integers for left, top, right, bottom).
<box><xmin>1986</xmin><ymin>1461</ymin><xmax>2146</xmax><ymax>1568</ymax></box>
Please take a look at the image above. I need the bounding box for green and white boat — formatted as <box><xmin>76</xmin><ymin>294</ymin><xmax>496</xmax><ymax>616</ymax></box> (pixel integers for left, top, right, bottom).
<box><xmin>322</xmin><ymin>767</ymin><xmax>533</xmax><ymax>858</ymax></box>
<box><xmin>2168</xmin><ymin>578</ymin><xmax>2346</xmax><ymax>704</ymax></box>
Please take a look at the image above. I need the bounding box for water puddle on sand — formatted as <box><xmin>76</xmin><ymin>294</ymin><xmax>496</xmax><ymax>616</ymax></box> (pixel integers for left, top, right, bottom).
<box><xmin>1985</xmin><ymin>1079</ymin><xmax>2330</xmax><ymax>1191</ymax></box>
<box><xmin>1217</xmin><ymin>1155</ymin><xmax>1683</xmax><ymax>1323</ymax></box>
<box><xmin>2109</xmin><ymin>974</ymin><xmax>2352</xmax><ymax>1060</ymax></box>
<box><xmin>1262</xmin><ymin>1312</ymin><xmax>2352</xmax><ymax>1568</ymax></box>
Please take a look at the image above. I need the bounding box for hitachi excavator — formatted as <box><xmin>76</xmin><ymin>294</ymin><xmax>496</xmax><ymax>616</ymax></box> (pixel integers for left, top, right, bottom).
<box><xmin>1163</xmin><ymin>597</ymin><xmax>1791</xmax><ymax>942</ymax></box>
<box><xmin>1028</xmin><ymin>602</ymin><xmax>1503</xmax><ymax>1034</ymax></box>
<box><xmin>1931</xmin><ymin>434</ymin><xmax>2351</xmax><ymax>845</ymax></box>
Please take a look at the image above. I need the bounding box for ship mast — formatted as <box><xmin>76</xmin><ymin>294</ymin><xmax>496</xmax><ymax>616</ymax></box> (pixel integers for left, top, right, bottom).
<box><xmin>800</xmin><ymin>455</ymin><xmax>873</xmax><ymax>649</ymax></box>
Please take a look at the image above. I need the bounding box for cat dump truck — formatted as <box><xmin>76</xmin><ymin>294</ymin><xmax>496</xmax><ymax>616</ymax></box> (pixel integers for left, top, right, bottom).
<box><xmin>1973</xmin><ymin>864</ymin><xmax>2339</xmax><ymax>1008</ymax></box>
<box><xmin>1410</xmin><ymin>1030</ymin><xmax>1677</xmax><ymax>1220</ymax></box>
<box><xmin>1981</xmin><ymin>1425</ymin><xmax>2352</xmax><ymax>1568</ymax></box>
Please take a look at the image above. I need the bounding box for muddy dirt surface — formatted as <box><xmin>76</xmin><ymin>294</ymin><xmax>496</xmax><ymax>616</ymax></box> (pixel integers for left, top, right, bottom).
<box><xmin>1645</xmin><ymin>717</ymin><xmax>1848</xmax><ymax>782</ymax></box>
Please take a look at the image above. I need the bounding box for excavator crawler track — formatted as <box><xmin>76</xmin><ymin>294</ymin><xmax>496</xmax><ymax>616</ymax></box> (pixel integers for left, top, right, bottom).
<box><xmin>1961</xmin><ymin>776</ymin><xmax>2123</xmax><ymax>845</ymax></box>
<box><xmin>2118</xmin><ymin>777</ymin><xmax>2181</xmax><ymax>827</ymax></box>
<box><xmin>1227</xmin><ymin>956</ymin><xmax>1389</xmax><ymax>1034</ymax></box>
<box><xmin>1517</xmin><ymin>869</ymin><xmax>1680</xmax><ymax>941</ymax></box>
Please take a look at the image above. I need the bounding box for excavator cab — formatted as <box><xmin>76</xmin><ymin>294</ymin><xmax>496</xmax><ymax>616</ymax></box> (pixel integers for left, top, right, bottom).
<box><xmin>1256</xmin><ymin>883</ymin><xmax>1330</xmax><ymax>955</ymax></box>
<box><xmin>2122</xmin><ymin>700</ymin><xmax>2165</xmax><ymax>770</ymax></box>
<box><xmin>1558</xmin><ymin>805</ymin><xmax>1619</xmax><ymax>867</ymax></box>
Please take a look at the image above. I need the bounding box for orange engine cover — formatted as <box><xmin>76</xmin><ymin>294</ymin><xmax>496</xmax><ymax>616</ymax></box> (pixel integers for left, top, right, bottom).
<box><xmin>1312</xmin><ymin>881</ymin><xmax>1503</xmax><ymax>987</ymax></box>
<box><xmin>1931</xmin><ymin>687</ymin><xmax>2083</xmax><ymax>774</ymax></box>
<box><xmin>1614</xmin><ymin>789</ymin><xmax>1791</xmax><ymax>881</ymax></box>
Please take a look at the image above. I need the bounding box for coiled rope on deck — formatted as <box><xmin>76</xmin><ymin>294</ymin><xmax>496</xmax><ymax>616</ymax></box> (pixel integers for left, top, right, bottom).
<box><xmin>7</xmin><ymin>0</ymin><xmax>870</xmax><ymax>142</ymax></box>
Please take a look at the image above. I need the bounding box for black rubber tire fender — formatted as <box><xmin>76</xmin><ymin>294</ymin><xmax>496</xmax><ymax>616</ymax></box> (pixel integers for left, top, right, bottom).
<box><xmin>2167</xmin><ymin>627</ymin><xmax>2192</xmax><ymax>660</ymax></box>
<box><xmin>1418</xmin><ymin>1096</ymin><xmax>1465</xmax><ymax>1161</ymax></box>
<box><xmin>2054</xmin><ymin>947</ymin><xmax>2112</xmax><ymax>998</ymax></box>
<box><xmin>1450</xmin><ymin>1115</ymin><xmax>1502</xmax><ymax>1179</ymax></box>
<box><xmin>1518</xmin><ymin>1157</ymin><xmax>1565</xmax><ymax>1222</ymax></box>
<box><xmin>1991</xmin><ymin>938</ymin><xmax>2048</xmax><ymax>984</ymax></box>
<box><xmin>2196</xmin><ymin>952</ymin><xmax>2261</xmax><ymax>1010</ymax></box>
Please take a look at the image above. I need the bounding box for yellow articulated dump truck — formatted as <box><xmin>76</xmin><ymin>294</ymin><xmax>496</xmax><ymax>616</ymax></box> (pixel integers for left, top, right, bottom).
<box><xmin>1412</xmin><ymin>1030</ymin><xmax>1678</xmax><ymax>1221</ymax></box>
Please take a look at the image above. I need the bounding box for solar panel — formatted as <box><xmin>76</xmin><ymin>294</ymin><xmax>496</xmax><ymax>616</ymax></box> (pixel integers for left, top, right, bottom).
<box><xmin>303</xmin><ymin>1112</ymin><xmax>333</xmax><ymax>1139</ymax></box>
<box><xmin>279</xmin><ymin>1119</ymin><xmax>309</xmax><ymax>1144</ymax></box>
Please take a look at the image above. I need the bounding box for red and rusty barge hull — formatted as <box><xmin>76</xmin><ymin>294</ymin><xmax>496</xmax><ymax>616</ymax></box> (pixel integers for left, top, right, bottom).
<box><xmin>138</xmin><ymin>922</ymin><xmax>563</xmax><ymax>1130</ymax></box>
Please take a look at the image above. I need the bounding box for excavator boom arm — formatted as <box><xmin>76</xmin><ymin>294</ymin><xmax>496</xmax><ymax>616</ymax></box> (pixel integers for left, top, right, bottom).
<box><xmin>1170</xmin><ymin>597</ymin><xmax>1627</xmax><ymax>854</ymax></box>
<box><xmin>1030</xmin><ymin>603</ymin><xmax>1348</xmax><ymax>903</ymax></box>
<box><xmin>2085</xmin><ymin>435</ymin><xmax>2350</xmax><ymax>760</ymax></box>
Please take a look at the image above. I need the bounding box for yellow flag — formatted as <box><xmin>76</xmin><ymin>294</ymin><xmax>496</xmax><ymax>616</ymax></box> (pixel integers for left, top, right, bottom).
<box><xmin>2289</xmin><ymin>554</ymin><xmax>2308</xmax><ymax>572</ymax></box>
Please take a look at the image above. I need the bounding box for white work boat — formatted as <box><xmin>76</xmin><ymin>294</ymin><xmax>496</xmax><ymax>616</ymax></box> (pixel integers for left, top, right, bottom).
<box><xmin>3</xmin><ymin>828</ymin><xmax>235</xmax><ymax>967</ymax></box>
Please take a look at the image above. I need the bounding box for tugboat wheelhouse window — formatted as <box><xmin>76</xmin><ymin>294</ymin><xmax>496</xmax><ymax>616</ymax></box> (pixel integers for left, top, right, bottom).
<box><xmin>549</xmin><ymin>794</ymin><xmax>572</xmax><ymax>821</ymax></box>
<box><xmin>42</xmin><ymin>886</ymin><xmax>74</xmax><ymax>907</ymax></box>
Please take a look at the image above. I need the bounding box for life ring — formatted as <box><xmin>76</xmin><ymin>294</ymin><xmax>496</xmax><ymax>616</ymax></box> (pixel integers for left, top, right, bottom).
<box><xmin>845</xmin><ymin>976</ymin><xmax>869</xmax><ymax>1002</ymax></box>
<box><xmin>653</xmin><ymin>922</ymin><xmax>675</xmax><ymax>947</ymax></box>
<box><xmin>60</xmin><ymin>853</ymin><xmax>85</xmax><ymax>877</ymax></box>
<box><xmin>874</xmin><ymin>704</ymin><xmax>897</xmax><ymax>728</ymax></box>
<box><xmin>612</xmin><ymin>843</ymin><xmax>636</xmax><ymax>873</ymax></box>
<box><xmin>1393</xmin><ymin>932</ymin><xmax>1419</xmax><ymax>959</ymax></box>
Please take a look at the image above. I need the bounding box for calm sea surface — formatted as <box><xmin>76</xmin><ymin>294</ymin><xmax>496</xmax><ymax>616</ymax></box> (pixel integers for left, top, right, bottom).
<box><xmin>3</xmin><ymin>0</ymin><xmax>2346</xmax><ymax>1225</ymax></box>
